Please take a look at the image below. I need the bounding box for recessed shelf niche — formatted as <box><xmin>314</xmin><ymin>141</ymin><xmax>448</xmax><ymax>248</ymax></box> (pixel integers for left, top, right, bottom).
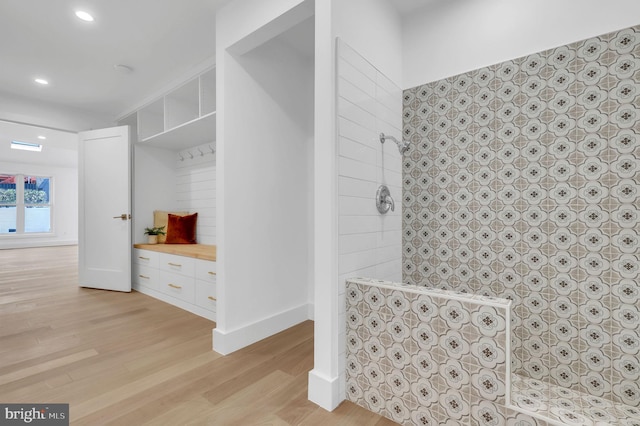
<box><xmin>136</xmin><ymin>67</ymin><xmax>216</xmax><ymax>150</ymax></box>
<box><xmin>137</xmin><ymin>98</ymin><xmax>164</xmax><ymax>141</ymax></box>
<box><xmin>200</xmin><ymin>68</ymin><xmax>216</xmax><ymax>115</ymax></box>
<box><xmin>166</xmin><ymin>78</ymin><xmax>200</xmax><ymax>130</ymax></box>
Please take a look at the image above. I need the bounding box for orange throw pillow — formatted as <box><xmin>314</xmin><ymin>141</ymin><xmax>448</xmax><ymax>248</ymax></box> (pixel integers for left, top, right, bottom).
<box><xmin>153</xmin><ymin>210</ymin><xmax>189</xmax><ymax>243</ymax></box>
<box><xmin>165</xmin><ymin>213</ymin><xmax>198</xmax><ymax>244</ymax></box>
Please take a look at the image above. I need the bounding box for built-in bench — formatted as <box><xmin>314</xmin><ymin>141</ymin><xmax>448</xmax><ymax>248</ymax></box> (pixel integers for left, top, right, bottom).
<box><xmin>132</xmin><ymin>243</ymin><xmax>217</xmax><ymax>321</ymax></box>
<box><xmin>133</xmin><ymin>243</ymin><xmax>216</xmax><ymax>261</ymax></box>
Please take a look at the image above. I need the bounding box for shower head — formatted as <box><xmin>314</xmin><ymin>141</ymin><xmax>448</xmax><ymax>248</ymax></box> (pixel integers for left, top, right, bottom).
<box><xmin>380</xmin><ymin>133</ymin><xmax>409</xmax><ymax>155</ymax></box>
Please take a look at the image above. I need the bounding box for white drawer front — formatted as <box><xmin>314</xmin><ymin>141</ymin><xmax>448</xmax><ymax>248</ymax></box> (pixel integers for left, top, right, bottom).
<box><xmin>159</xmin><ymin>271</ymin><xmax>195</xmax><ymax>303</ymax></box>
<box><xmin>133</xmin><ymin>264</ymin><xmax>158</xmax><ymax>290</ymax></box>
<box><xmin>134</xmin><ymin>249</ymin><xmax>159</xmax><ymax>268</ymax></box>
<box><xmin>159</xmin><ymin>253</ymin><xmax>195</xmax><ymax>276</ymax></box>
<box><xmin>195</xmin><ymin>280</ymin><xmax>217</xmax><ymax>312</ymax></box>
<box><xmin>195</xmin><ymin>259</ymin><xmax>217</xmax><ymax>283</ymax></box>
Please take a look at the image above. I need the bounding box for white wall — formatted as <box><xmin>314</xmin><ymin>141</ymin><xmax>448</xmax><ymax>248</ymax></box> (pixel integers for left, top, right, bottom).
<box><xmin>309</xmin><ymin>1</ymin><xmax>339</xmax><ymax>410</ymax></box>
<box><xmin>0</xmin><ymin>162</ymin><xmax>77</xmax><ymax>249</ymax></box>
<box><xmin>402</xmin><ymin>0</ymin><xmax>640</xmax><ymax>88</ymax></box>
<box><xmin>309</xmin><ymin>0</ymin><xmax>404</xmax><ymax>411</ymax></box>
<box><xmin>214</xmin><ymin>0</ymin><xmax>314</xmax><ymax>354</ymax></box>
<box><xmin>334</xmin><ymin>0</ymin><xmax>403</xmax><ymax>86</ymax></box>
<box><xmin>132</xmin><ymin>144</ymin><xmax>177</xmax><ymax>243</ymax></box>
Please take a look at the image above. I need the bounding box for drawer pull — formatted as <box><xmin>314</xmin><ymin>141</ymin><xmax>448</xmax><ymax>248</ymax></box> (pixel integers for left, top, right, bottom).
<box><xmin>138</xmin><ymin>274</ymin><xmax>150</xmax><ymax>279</ymax></box>
<box><xmin>208</xmin><ymin>271</ymin><xmax>217</xmax><ymax>276</ymax></box>
<box><xmin>168</xmin><ymin>262</ymin><xmax>182</xmax><ymax>267</ymax></box>
<box><xmin>168</xmin><ymin>284</ymin><xmax>182</xmax><ymax>289</ymax></box>
<box><xmin>138</xmin><ymin>256</ymin><xmax>150</xmax><ymax>260</ymax></box>
<box><xmin>208</xmin><ymin>296</ymin><xmax>217</xmax><ymax>301</ymax></box>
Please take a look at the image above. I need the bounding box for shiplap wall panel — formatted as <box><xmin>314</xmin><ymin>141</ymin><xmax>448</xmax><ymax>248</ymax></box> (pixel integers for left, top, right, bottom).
<box><xmin>175</xmin><ymin>144</ymin><xmax>216</xmax><ymax>245</ymax></box>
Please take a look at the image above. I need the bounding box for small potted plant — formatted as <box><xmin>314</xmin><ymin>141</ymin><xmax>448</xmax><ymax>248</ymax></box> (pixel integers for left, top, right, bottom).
<box><xmin>144</xmin><ymin>226</ymin><xmax>166</xmax><ymax>244</ymax></box>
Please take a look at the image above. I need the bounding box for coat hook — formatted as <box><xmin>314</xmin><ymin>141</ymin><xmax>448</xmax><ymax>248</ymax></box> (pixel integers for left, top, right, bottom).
<box><xmin>209</xmin><ymin>144</ymin><xmax>215</xmax><ymax>154</ymax></box>
<box><xmin>198</xmin><ymin>147</ymin><xmax>204</xmax><ymax>156</ymax></box>
<box><xmin>179</xmin><ymin>153</ymin><xmax>184</xmax><ymax>161</ymax></box>
<box><xmin>188</xmin><ymin>151</ymin><xmax>193</xmax><ymax>159</ymax></box>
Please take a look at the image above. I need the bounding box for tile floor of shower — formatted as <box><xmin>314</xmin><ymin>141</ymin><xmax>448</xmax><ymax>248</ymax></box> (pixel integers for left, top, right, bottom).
<box><xmin>511</xmin><ymin>373</ymin><xmax>640</xmax><ymax>426</ymax></box>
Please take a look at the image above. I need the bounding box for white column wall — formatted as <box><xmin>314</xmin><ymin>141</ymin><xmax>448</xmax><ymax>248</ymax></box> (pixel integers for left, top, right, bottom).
<box><xmin>309</xmin><ymin>0</ymin><xmax>403</xmax><ymax>410</ymax></box>
<box><xmin>308</xmin><ymin>0</ymin><xmax>339</xmax><ymax>410</ymax></box>
<box><xmin>402</xmin><ymin>0</ymin><xmax>640</xmax><ymax>89</ymax></box>
<box><xmin>214</xmin><ymin>0</ymin><xmax>314</xmax><ymax>355</ymax></box>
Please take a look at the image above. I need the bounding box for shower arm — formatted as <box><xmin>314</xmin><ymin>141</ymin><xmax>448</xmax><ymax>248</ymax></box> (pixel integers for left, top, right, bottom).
<box><xmin>380</xmin><ymin>133</ymin><xmax>409</xmax><ymax>155</ymax></box>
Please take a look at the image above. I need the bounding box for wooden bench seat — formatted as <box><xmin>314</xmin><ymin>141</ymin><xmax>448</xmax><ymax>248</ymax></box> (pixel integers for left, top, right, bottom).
<box><xmin>133</xmin><ymin>243</ymin><xmax>216</xmax><ymax>261</ymax></box>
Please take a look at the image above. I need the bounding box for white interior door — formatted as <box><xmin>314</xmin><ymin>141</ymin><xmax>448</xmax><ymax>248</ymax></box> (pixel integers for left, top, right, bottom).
<box><xmin>78</xmin><ymin>126</ymin><xmax>131</xmax><ymax>292</ymax></box>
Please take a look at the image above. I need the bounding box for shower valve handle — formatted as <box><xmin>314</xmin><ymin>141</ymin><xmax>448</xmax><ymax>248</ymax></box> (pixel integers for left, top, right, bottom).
<box><xmin>384</xmin><ymin>195</ymin><xmax>395</xmax><ymax>212</ymax></box>
<box><xmin>376</xmin><ymin>185</ymin><xmax>394</xmax><ymax>214</ymax></box>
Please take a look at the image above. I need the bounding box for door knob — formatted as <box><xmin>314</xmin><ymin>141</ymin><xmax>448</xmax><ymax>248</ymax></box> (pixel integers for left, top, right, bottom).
<box><xmin>112</xmin><ymin>214</ymin><xmax>130</xmax><ymax>220</ymax></box>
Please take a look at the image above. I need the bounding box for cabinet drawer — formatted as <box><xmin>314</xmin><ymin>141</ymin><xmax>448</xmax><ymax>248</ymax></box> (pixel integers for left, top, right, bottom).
<box><xmin>159</xmin><ymin>271</ymin><xmax>195</xmax><ymax>303</ymax></box>
<box><xmin>195</xmin><ymin>259</ymin><xmax>217</xmax><ymax>283</ymax></box>
<box><xmin>159</xmin><ymin>253</ymin><xmax>195</xmax><ymax>276</ymax></box>
<box><xmin>134</xmin><ymin>249</ymin><xmax>159</xmax><ymax>268</ymax></box>
<box><xmin>133</xmin><ymin>264</ymin><xmax>158</xmax><ymax>290</ymax></box>
<box><xmin>195</xmin><ymin>280</ymin><xmax>217</xmax><ymax>312</ymax></box>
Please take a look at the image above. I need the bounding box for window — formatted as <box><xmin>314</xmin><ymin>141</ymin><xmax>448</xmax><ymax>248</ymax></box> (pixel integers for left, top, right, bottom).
<box><xmin>0</xmin><ymin>174</ymin><xmax>52</xmax><ymax>234</ymax></box>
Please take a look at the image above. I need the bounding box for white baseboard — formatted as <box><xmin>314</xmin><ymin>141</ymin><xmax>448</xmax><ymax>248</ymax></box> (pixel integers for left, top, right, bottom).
<box><xmin>308</xmin><ymin>369</ymin><xmax>341</xmax><ymax>411</ymax></box>
<box><xmin>307</xmin><ymin>302</ymin><xmax>315</xmax><ymax>320</ymax></box>
<box><xmin>0</xmin><ymin>239</ymin><xmax>77</xmax><ymax>250</ymax></box>
<box><xmin>213</xmin><ymin>303</ymin><xmax>309</xmax><ymax>355</ymax></box>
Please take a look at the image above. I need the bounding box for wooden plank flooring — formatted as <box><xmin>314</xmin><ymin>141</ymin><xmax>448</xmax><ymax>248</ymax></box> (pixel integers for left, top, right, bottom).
<box><xmin>0</xmin><ymin>246</ymin><xmax>394</xmax><ymax>425</ymax></box>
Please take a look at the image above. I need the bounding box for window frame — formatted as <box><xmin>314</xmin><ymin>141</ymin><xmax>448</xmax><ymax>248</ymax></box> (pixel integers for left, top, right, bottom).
<box><xmin>0</xmin><ymin>173</ymin><xmax>54</xmax><ymax>236</ymax></box>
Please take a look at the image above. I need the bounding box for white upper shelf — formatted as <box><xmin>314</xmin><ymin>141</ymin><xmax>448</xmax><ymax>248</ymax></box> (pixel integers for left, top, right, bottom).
<box><xmin>140</xmin><ymin>111</ymin><xmax>216</xmax><ymax>150</ymax></box>
<box><xmin>137</xmin><ymin>67</ymin><xmax>216</xmax><ymax>150</ymax></box>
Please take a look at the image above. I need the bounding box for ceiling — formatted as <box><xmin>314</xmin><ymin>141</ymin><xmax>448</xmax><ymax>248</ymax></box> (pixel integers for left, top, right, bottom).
<box><xmin>0</xmin><ymin>0</ymin><xmax>231</xmax><ymax>120</ymax></box>
<box><xmin>388</xmin><ymin>0</ymin><xmax>439</xmax><ymax>15</ymax></box>
<box><xmin>0</xmin><ymin>0</ymin><xmax>426</xmax><ymax>123</ymax></box>
<box><xmin>0</xmin><ymin>120</ymin><xmax>77</xmax><ymax>167</ymax></box>
<box><xmin>0</xmin><ymin>1</ymin><xmax>427</xmax><ymax>168</ymax></box>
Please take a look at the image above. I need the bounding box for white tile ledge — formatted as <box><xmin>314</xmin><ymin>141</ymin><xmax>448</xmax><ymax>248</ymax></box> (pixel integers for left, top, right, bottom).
<box><xmin>347</xmin><ymin>277</ymin><xmax>512</xmax><ymax>309</ymax></box>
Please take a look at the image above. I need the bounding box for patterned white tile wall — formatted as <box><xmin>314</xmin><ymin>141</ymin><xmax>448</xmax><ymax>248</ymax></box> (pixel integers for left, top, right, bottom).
<box><xmin>176</xmin><ymin>143</ymin><xmax>216</xmax><ymax>245</ymax></box>
<box><xmin>337</xmin><ymin>39</ymin><xmax>403</xmax><ymax>399</ymax></box>
<box><xmin>346</xmin><ymin>278</ymin><xmax>517</xmax><ymax>425</ymax></box>
<box><xmin>402</xmin><ymin>24</ymin><xmax>640</xmax><ymax>409</ymax></box>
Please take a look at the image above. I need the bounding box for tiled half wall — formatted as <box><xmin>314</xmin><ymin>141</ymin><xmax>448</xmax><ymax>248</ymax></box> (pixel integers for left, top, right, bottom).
<box><xmin>402</xmin><ymin>24</ymin><xmax>640</xmax><ymax>406</ymax></box>
<box><xmin>345</xmin><ymin>278</ymin><xmax>520</xmax><ymax>425</ymax></box>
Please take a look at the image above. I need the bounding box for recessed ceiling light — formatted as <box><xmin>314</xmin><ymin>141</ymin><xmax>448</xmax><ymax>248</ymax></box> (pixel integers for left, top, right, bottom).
<box><xmin>35</xmin><ymin>78</ymin><xmax>49</xmax><ymax>85</ymax></box>
<box><xmin>75</xmin><ymin>10</ymin><xmax>94</xmax><ymax>22</ymax></box>
<box><xmin>11</xmin><ymin>140</ymin><xmax>43</xmax><ymax>152</ymax></box>
<box><xmin>37</xmin><ymin>136</ymin><xmax>46</xmax><ymax>140</ymax></box>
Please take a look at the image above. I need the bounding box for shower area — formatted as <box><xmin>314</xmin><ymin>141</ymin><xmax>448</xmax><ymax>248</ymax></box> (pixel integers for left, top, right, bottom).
<box><xmin>341</xmin><ymin>24</ymin><xmax>640</xmax><ymax>425</ymax></box>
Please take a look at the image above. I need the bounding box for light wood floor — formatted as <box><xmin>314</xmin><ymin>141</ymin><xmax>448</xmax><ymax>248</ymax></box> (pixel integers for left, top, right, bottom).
<box><xmin>0</xmin><ymin>246</ymin><xmax>394</xmax><ymax>425</ymax></box>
